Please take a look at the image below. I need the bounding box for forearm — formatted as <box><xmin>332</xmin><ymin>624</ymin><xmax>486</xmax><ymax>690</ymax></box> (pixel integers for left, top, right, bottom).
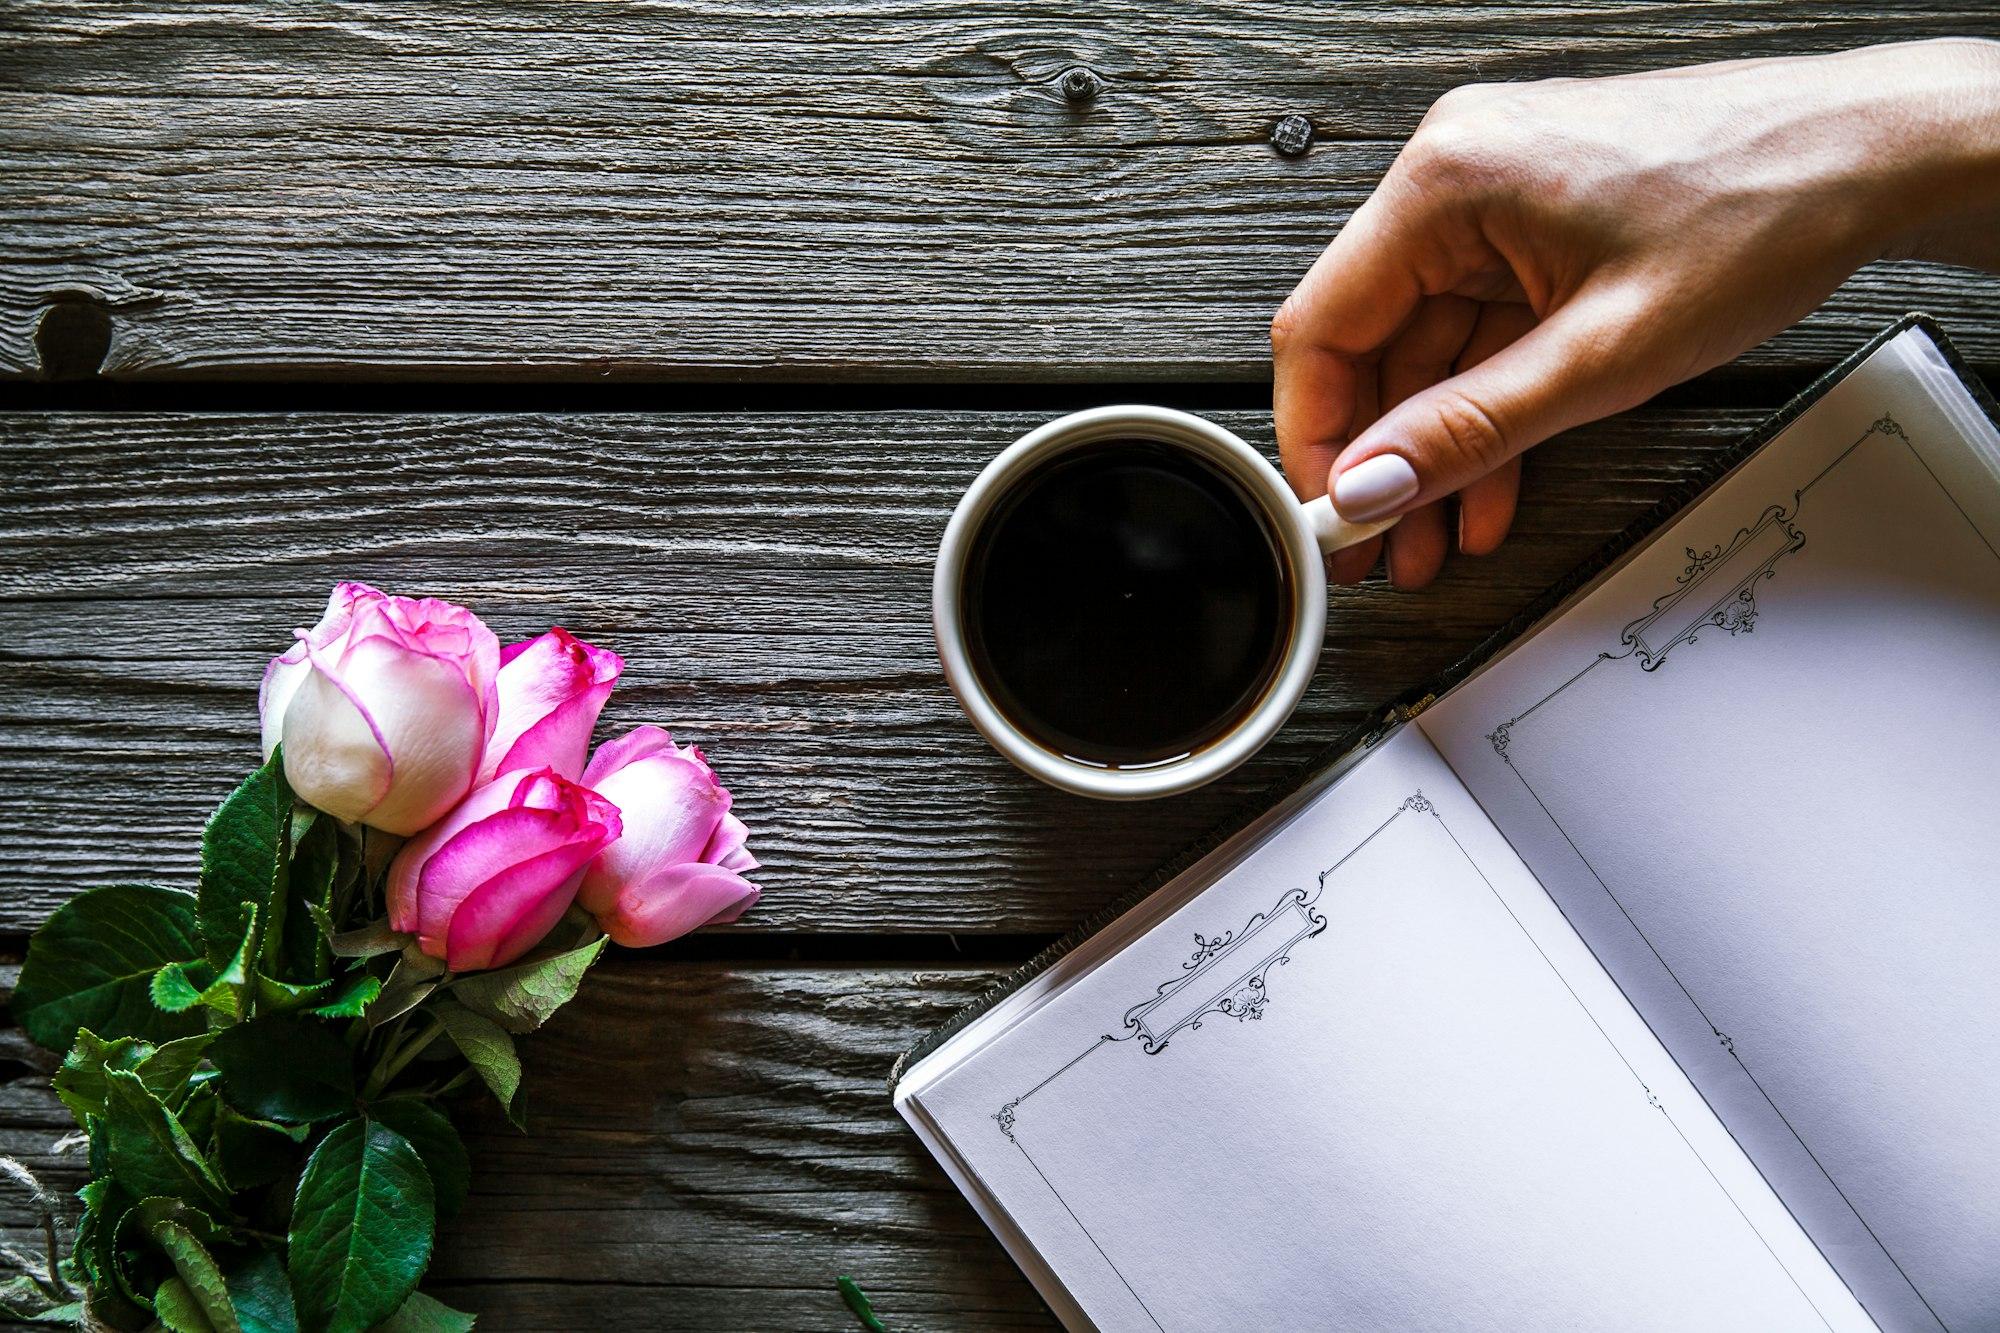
<box><xmin>1861</xmin><ymin>38</ymin><xmax>2000</xmax><ymax>269</ymax></box>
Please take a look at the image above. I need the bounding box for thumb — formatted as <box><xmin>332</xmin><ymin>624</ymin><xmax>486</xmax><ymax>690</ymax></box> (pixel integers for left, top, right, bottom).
<box><xmin>1328</xmin><ymin>289</ymin><xmax>1662</xmax><ymax>523</ymax></box>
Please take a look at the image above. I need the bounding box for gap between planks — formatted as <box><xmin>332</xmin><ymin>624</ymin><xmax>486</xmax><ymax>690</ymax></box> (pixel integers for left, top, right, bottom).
<box><xmin>0</xmin><ymin>364</ymin><xmax>1897</xmax><ymax>416</ymax></box>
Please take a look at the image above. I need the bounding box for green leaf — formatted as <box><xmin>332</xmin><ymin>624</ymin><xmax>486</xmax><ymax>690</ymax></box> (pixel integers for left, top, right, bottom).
<box><xmin>447</xmin><ymin>938</ymin><xmax>606</xmax><ymax>1034</ymax></box>
<box><xmin>100</xmin><ymin>1069</ymin><xmax>230</xmax><ymax>1211</ymax></box>
<box><xmin>306</xmin><ymin>899</ymin><xmax>339</xmax><ymax>952</ymax></box>
<box><xmin>200</xmin><ymin>903</ymin><xmax>265</xmax><ymax>1021</ymax></box>
<box><xmin>154</xmin><ymin>906</ymin><xmax>268</xmax><ymax>1022</ymax></box>
<box><xmin>179</xmin><ymin>1080</ymin><xmax>221</xmax><ymax>1144</ymax></box>
<box><xmin>212</xmin><ymin>1104</ymin><xmax>311</xmax><ymax>1191</ymax></box>
<box><xmin>305</xmin><ymin>974</ymin><xmax>381</xmax><ymax>1020</ymax></box>
<box><xmin>28</xmin><ymin>1303</ymin><xmax>85</xmax><ymax>1324</ymax></box>
<box><xmin>838</xmin><ymin>1275</ymin><xmax>889</xmax><ymax>1333</ymax></box>
<box><xmin>287</xmin><ymin>1120</ymin><xmax>435</xmax><ymax>1333</ymax></box>
<box><xmin>278</xmin><ymin>812</ymin><xmax>340</xmax><ymax>983</ymax></box>
<box><xmin>14</xmin><ymin>884</ymin><xmax>206</xmax><ymax>1051</ymax></box>
<box><xmin>74</xmin><ymin>1178</ymin><xmax>131</xmax><ymax>1291</ymax></box>
<box><xmin>146</xmin><ymin>1217</ymin><xmax>243</xmax><ymax>1333</ymax></box>
<box><xmin>53</xmin><ymin>1029</ymin><xmax>152</xmax><ymax>1123</ymax></box>
<box><xmin>72</xmin><ymin>1183</ymin><xmax>155</xmax><ymax>1323</ymax></box>
<box><xmin>152</xmin><ymin>961</ymin><xmax>214</xmax><ymax>1014</ymax></box>
<box><xmin>59</xmin><ymin>1027</ymin><xmax>210</xmax><ymax>1127</ymax></box>
<box><xmin>139</xmin><ymin>1033</ymin><xmax>217</xmax><ymax>1101</ymax></box>
<box><xmin>256</xmin><ymin>975</ymin><xmax>331</xmax><ymax>1013</ymax></box>
<box><xmin>208</xmin><ymin>1017</ymin><xmax>356</xmax><ymax>1125</ymax></box>
<box><xmin>126</xmin><ymin>1194</ymin><xmax>231</xmax><ymax>1253</ymax></box>
<box><xmin>430</xmin><ymin>1001</ymin><xmax>522</xmax><ymax>1126</ymax></box>
<box><xmin>86</xmin><ymin>1113</ymin><xmax>108</xmax><ymax>1178</ymax></box>
<box><xmin>201</xmin><ymin>755</ymin><xmax>293</xmax><ymax>970</ymax></box>
<box><xmin>27</xmin><ymin>1303</ymin><xmax>86</xmax><ymax>1325</ymax></box>
<box><xmin>375</xmin><ymin>1290</ymin><xmax>475</xmax><ymax>1332</ymax></box>
<box><xmin>366</xmin><ymin>1102</ymin><xmax>468</xmax><ymax>1220</ymax></box>
<box><xmin>366</xmin><ymin>949</ymin><xmax>444</xmax><ymax>1028</ymax></box>
<box><xmin>156</xmin><ymin>1276</ymin><xmax>218</xmax><ymax>1333</ymax></box>
<box><xmin>225</xmin><ymin>1249</ymin><xmax>299</xmax><ymax>1333</ymax></box>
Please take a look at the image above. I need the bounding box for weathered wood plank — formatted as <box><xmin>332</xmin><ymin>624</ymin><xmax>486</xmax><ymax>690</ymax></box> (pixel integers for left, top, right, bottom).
<box><xmin>0</xmin><ymin>405</ymin><xmax>1764</xmax><ymax>933</ymax></box>
<box><xmin>3</xmin><ymin>1</ymin><xmax>1996</xmax><ymax>379</ymax></box>
<box><xmin>0</xmin><ymin>962</ymin><xmax>1056</xmax><ymax>1330</ymax></box>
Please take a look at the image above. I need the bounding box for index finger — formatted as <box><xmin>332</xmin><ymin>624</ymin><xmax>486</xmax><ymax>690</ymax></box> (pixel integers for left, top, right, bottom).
<box><xmin>1271</xmin><ymin>188</ymin><xmax>1431</xmax><ymax>499</ymax></box>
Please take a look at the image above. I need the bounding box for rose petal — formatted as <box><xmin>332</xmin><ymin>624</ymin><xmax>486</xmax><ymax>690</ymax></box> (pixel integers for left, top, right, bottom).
<box><xmin>382</xmin><ymin>768</ymin><xmax>532</xmax><ymax>932</ymax></box>
<box><xmin>495</xmin><ymin>684</ymin><xmax>613</xmax><ymax>780</ymax></box>
<box><xmin>261</xmin><ymin>584</ymin><xmax>377</xmax><ymax>759</ymax></box>
<box><xmin>281</xmin><ymin>658</ymin><xmax>395</xmax><ymax>826</ymax></box>
<box><xmin>340</xmin><ymin>588</ymin><xmax>501</xmax><ymax>760</ymax></box>
<box><xmin>595</xmin><ymin>862</ymin><xmax>760</xmax><ymax>949</ymax></box>
<box><xmin>444</xmin><ymin>852</ymin><xmax>596</xmax><ymax>972</ymax></box>
<box><xmin>304</xmin><ymin>583</ymin><xmax>372</xmax><ymax>653</ymax></box>
<box><xmin>574</xmin><ymin>753</ymin><xmax>728</xmax><ymax>916</ymax></box>
<box><xmin>581</xmin><ymin>724</ymin><xmax>678</xmax><ymax>786</ymax></box>
<box><xmin>441</xmin><ymin>773</ymin><xmax>620</xmax><ymax>969</ymax></box>
<box><xmin>331</xmin><ymin>634</ymin><xmax>486</xmax><ymax>835</ymax></box>
<box><xmin>700</xmin><ymin>812</ymin><xmax>758</xmax><ymax>874</ymax></box>
<box><xmin>258</xmin><ymin>641</ymin><xmax>310</xmax><ymax>760</ymax></box>
<box><xmin>406</xmin><ymin>792</ymin><xmax>564</xmax><ymax>940</ymax></box>
<box><xmin>483</xmin><ymin>629</ymin><xmax>623</xmax><ymax>783</ymax></box>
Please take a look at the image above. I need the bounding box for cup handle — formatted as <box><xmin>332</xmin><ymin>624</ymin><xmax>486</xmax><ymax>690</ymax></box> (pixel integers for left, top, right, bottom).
<box><xmin>1301</xmin><ymin>493</ymin><xmax>1399</xmax><ymax>554</ymax></box>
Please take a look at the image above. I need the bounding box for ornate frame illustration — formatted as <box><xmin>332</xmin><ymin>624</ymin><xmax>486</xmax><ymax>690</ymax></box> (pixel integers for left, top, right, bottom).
<box><xmin>1479</xmin><ymin>411</ymin><xmax>1963</xmax><ymax>1330</ymax></box>
<box><xmin>1119</xmin><ymin>879</ymin><xmax>1327</xmax><ymax>1051</ymax></box>
<box><xmin>1617</xmin><ymin>502</ymin><xmax>1805</xmax><ymax>670</ymax></box>
<box><xmin>1488</xmin><ymin>415</ymin><xmax>1905</xmax><ymax>761</ymax></box>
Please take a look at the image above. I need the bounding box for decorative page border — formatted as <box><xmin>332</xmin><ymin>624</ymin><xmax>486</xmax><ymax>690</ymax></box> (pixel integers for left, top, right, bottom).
<box><xmin>1119</xmin><ymin>875</ymin><xmax>1331</xmax><ymax>1052</ymax></box>
<box><xmin>1480</xmin><ymin>413</ymin><xmax>1959</xmax><ymax>1331</ymax></box>
<box><xmin>1617</xmin><ymin>500</ymin><xmax>1805</xmax><ymax>670</ymax></box>
<box><xmin>991</xmin><ymin>793</ymin><xmax>1834</xmax><ymax>1332</ymax></box>
<box><xmin>1488</xmin><ymin>415</ymin><xmax>1908</xmax><ymax>760</ymax></box>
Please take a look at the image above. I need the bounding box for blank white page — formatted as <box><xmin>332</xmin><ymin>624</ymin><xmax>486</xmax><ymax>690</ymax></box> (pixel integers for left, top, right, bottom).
<box><xmin>899</xmin><ymin>728</ymin><xmax>1869</xmax><ymax>1332</ymax></box>
<box><xmin>1422</xmin><ymin>326</ymin><xmax>2000</xmax><ymax>1333</ymax></box>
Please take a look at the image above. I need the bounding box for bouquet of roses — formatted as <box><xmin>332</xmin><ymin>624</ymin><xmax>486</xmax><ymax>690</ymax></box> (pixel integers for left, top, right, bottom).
<box><xmin>4</xmin><ymin>584</ymin><xmax>760</xmax><ymax>1332</ymax></box>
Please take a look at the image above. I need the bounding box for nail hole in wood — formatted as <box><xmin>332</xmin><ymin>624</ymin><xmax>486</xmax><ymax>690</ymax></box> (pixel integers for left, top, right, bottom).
<box><xmin>1060</xmin><ymin>66</ymin><xmax>1103</xmax><ymax>104</ymax></box>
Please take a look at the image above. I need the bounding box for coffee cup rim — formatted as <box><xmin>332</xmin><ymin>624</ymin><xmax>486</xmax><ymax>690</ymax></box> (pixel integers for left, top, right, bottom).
<box><xmin>934</xmin><ymin>405</ymin><xmax>1328</xmax><ymax>800</ymax></box>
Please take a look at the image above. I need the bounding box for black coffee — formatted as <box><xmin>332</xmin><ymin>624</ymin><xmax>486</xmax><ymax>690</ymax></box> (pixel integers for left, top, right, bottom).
<box><xmin>962</xmin><ymin>440</ymin><xmax>1292</xmax><ymax>768</ymax></box>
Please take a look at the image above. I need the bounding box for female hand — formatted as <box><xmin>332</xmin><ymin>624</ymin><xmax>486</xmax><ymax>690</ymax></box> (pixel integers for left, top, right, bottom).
<box><xmin>1273</xmin><ymin>38</ymin><xmax>2000</xmax><ymax>589</ymax></box>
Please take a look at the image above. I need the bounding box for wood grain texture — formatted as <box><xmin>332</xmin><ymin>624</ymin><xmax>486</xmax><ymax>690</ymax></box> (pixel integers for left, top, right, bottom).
<box><xmin>0</xmin><ymin>962</ymin><xmax>1058</xmax><ymax>1330</ymax></box>
<box><xmin>3</xmin><ymin>1</ymin><xmax>1997</xmax><ymax>380</ymax></box>
<box><xmin>0</xmin><ymin>404</ymin><xmax>1765</xmax><ymax>933</ymax></box>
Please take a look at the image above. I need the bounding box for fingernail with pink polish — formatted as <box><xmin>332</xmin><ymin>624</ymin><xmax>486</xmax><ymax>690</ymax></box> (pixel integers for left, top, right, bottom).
<box><xmin>1332</xmin><ymin>453</ymin><xmax>1420</xmax><ymax>522</ymax></box>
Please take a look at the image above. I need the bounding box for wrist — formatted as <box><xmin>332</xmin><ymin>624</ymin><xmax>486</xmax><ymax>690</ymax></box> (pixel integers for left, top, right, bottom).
<box><xmin>1842</xmin><ymin>39</ymin><xmax>2000</xmax><ymax>265</ymax></box>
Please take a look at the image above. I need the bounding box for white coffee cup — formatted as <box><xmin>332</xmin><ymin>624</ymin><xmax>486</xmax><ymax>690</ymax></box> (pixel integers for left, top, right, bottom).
<box><xmin>933</xmin><ymin>405</ymin><xmax>1398</xmax><ymax>799</ymax></box>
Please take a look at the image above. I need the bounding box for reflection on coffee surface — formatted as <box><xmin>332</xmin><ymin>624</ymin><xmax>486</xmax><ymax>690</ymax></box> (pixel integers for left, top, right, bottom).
<box><xmin>962</xmin><ymin>440</ymin><xmax>1292</xmax><ymax>768</ymax></box>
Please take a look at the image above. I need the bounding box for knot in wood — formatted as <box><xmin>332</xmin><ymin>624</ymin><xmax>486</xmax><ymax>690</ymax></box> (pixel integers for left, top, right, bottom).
<box><xmin>1059</xmin><ymin>66</ymin><xmax>1103</xmax><ymax>103</ymax></box>
<box><xmin>1270</xmin><ymin>114</ymin><xmax>1316</xmax><ymax>158</ymax></box>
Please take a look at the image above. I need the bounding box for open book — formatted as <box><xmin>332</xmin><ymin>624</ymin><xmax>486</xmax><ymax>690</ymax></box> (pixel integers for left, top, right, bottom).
<box><xmin>893</xmin><ymin>318</ymin><xmax>2000</xmax><ymax>1332</ymax></box>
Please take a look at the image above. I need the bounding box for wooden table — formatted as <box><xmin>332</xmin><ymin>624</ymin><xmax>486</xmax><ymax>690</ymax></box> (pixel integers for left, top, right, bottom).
<box><xmin>4</xmin><ymin>5</ymin><xmax>1997</xmax><ymax>1328</ymax></box>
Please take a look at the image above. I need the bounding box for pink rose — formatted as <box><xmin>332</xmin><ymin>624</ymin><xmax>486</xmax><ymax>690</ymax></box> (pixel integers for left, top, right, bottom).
<box><xmin>260</xmin><ymin>583</ymin><xmax>500</xmax><ymax>835</ymax></box>
<box><xmin>386</xmin><ymin>767</ymin><xmax>622</xmax><ymax>971</ymax></box>
<box><xmin>480</xmin><ymin>628</ymin><xmax>623</xmax><ymax>784</ymax></box>
<box><xmin>574</xmin><ymin>727</ymin><xmax>760</xmax><ymax>948</ymax></box>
